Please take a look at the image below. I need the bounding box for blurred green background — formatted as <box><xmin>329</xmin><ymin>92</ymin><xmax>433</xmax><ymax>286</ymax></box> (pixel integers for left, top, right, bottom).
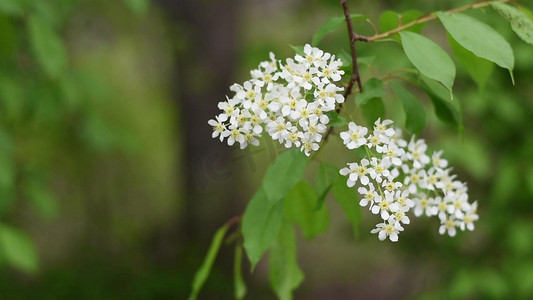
<box><xmin>0</xmin><ymin>0</ymin><xmax>532</xmax><ymax>299</ymax></box>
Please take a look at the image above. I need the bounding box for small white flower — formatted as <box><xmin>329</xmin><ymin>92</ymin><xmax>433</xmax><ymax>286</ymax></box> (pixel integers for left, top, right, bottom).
<box><xmin>460</xmin><ymin>201</ymin><xmax>479</xmax><ymax>231</ymax></box>
<box><xmin>368</xmin><ymin>157</ymin><xmax>391</xmax><ymax>183</ymax></box>
<box><xmin>208</xmin><ymin>116</ymin><xmax>230</xmax><ymax>141</ymax></box>
<box><xmin>357</xmin><ymin>183</ymin><xmax>379</xmax><ymax>208</ymax></box>
<box><xmin>372</xmin><ymin>191</ymin><xmax>394</xmax><ymax>220</ymax></box>
<box><xmin>340</xmin><ymin>122</ymin><xmax>368</xmax><ymax>149</ymax></box>
<box><xmin>432</xmin><ymin>150</ymin><xmax>448</xmax><ymax>170</ymax></box>
<box><xmin>413</xmin><ymin>194</ymin><xmax>435</xmax><ymax>217</ymax></box>
<box><xmin>371</xmin><ymin>219</ymin><xmax>404</xmax><ymax>242</ymax></box>
<box><xmin>439</xmin><ymin>215</ymin><xmax>460</xmax><ymax>237</ymax></box>
<box><xmin>347</xmin><ymin>159</ymin><xmax>370</xmax><ymax>186</ymax></box>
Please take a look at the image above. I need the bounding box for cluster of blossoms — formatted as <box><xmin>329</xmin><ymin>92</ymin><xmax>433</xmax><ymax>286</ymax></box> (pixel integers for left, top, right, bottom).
<box><xmin>339</xmin><ymin>119</ymin><xmax>479</xmax><ymax>242</ymax></box>
<box><xmin>208</xmin><ymin>44</ymin><xmax>345</xmax><ymax>156</ymax></box>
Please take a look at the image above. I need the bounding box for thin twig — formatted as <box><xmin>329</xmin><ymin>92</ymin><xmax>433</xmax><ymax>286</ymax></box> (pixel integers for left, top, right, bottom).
<box><xmin>225</xmin><ymin>214</ymin><xmax>242</xmax><ymax>228</ymax></box>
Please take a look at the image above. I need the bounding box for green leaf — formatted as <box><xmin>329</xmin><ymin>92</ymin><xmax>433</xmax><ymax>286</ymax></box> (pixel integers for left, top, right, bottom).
<box><xmin>324</xmin><ymin>111</ymin><xmax>347</xmax><ymax>127</ymax></box>
<box><xmin>361</xmin><ymin>97</ymin><xmax>385</xmax><ymax>127</ymax></box>
<box><xmin>188</xmin><ymin>223</ymin><xmax>229</xmax><ymax>300</ymax></box>
<box><xmin>379</xmin><ymin>10</ymin><xmax>425</xmax><ymax>34</ymax></box>
<box><xmin>400</xmin><ymin>31</ymin><xmax>455</xmax><ymax>95</ymax></box>
<box><xmin>355</xmin><ymin>78</ymin><xmax>385</xmax><ymax>105</ymax></box>
<box><xmin>357</xmin><ymin>56</ymin><xmax>375</xmax><ymax>65</ymax></box>
<box><xmin>0</xmin><ymin>74</ymin><xmax>25</xmax><ymax>120</ymax></box>
<box><xmin>290</xmin><ymin>45</ymin><xmax>305</xmax><ymax>56</ymax></box>
<box><xmin>437</xmin><ymin>12</ymin><xmax>514</xmax><ymax>77</ymax></box>
<box><xmin>390</xmin><ymin>82</ymin><xmax>426</xmax><ymax>134</ymax></box>
<box><xmin>27</xmin><ymin>15</ymin><xmax>67</xmax><ymax>79</ymax></box>
<box><xmin>0</xmin><ymin>15</ymin><xmax>17</xmax><ymax>60</ymax></box>
<box><xmin>0</xmin><ymin>0</ymin><xmax>27</xmax><ymax>16</ymax></box>
<box><xmin>284</xmin><ymin>181</ymin><xmax>329</xmax><ymax>240</ymax></box>
<box><xmin>234</xmin><ymin>244</ymin><xmax>247</xmax><ymax>300</ymax></box>
<box><xmin>380</xmin><ymin>11</ymin><xmax>399</xmax><ymax>32</ymax></box>
<box><xmin>315</xmin><ymin>162</ymin><xmax>340</xmax><ymax>210</ymax></box>
<box><xmin>0</xmin><ymin>129</ymin><xmax>15</xmax><ymax>190</ymax></box>
<box><xmin>0</xmin><ymin>224</ymin><xmax>38</xmax><ymax>273</ymax></box>
<box><xmin>492</xmin><ymin>2</ymin><xmax>533</xmax><ymax>46</ymax></box>
<box><xmin>421</xmin><ymin>76</ymin><xmax>461</xmax><ymax>127</ymax></box>
<box><xmin>269</xmin><ymin>222</ymin><xmax>304</xmax><ymax>300</ymax></box>
<box><xmin>448</xmin><ymin>34</ymin><xmax>493</xmax><ymax>90</ymax></box>
<box><xmin>312</xmin><ymin>14</ymin><xmax>366</xmax><ymax>46</ymax></box>
<box><xmin>263</xmin><ymin>149</ymin><xmax>307</xmax><ymax>204</ymax></box>
<box><xmin>24</xmin><ymin>181</ymin><xmax>58</xmax><ymax>219</ymax></box>
<box><xmin>331</xmin><ymin>175</ymin><xmax>361</xmax><ymax>237</ymax></box>
<box><xmin>242</xmin><ymin>188</ymin><xmax>284</xmax><ymax>270</ymax></box>
<box><xmin>123</xmin><ymin>0</ymin><xmax>148</xmax><ymax>15</ymax></box>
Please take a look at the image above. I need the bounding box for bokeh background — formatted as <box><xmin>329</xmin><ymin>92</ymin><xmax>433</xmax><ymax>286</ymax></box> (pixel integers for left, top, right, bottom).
<box><xmin>0</xmin><ymin>0</ymin><xmax>532</xmax><ymax>299</ymax></box>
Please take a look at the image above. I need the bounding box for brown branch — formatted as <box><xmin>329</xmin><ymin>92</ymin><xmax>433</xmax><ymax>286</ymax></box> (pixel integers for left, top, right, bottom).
<box><xmin>365</xmin><ymin>0</ymin><xmax>512</xmax><ymax>41</ymax></box>
<box><xmin>321</xmin><ymin>0</ymin><xmax>366</xmax><ymax>144</ymax></box>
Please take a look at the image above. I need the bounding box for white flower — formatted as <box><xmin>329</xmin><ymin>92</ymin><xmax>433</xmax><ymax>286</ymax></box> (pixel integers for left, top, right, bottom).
<box><xmin>336</xmin><ymin>118</ymin><xmax>479</xmax><ymax>240</ymax></box>
<box><xmin>373</xmin><ymin>118</ymin><xmax>395</xmax><ymax>137</ymax></box>
<box><xmin>392</xmin><ymin>206</ymin><xmax>411</xmax><ymax>225</ymax></box>
<box><xmin>371</xmin><ymin>219</ymin><xmax>404</xmax><ymax>242</ymax></box>
<box><xmin>460</xmin><ymin>201</ymin><xmax>479</xmax><ymax>231</ymax></box>
<box><xmin>226</xmin><ymin>124</ymin><xmax>245</xmax><ymax>147</ymax></box>
<box><xmin>368</xmin><ymin>157</ymin><xmax>391</xmax><ymax>183</ymax></box>
<box><xmin>393</xmin><ymin>189</ymin><xmax>414</xmax><ymax>209</ymax></box>
<box><xmin>340</xmin><ymin>122</ymin><xmax>368</xmax><ymax>149</ymax></box>
<box><xmin>413</xmin><ymin>194</ymin><xmax>435</xmax><ymax>217</ymax></box>
<box><xmin>439</xmin><ymin>215</ymin><xmax>459</xmax><ymax>237</ymax></box>
<box><xmin>432</xmin><ymin>150</ymin><xmax>448</xmax><ymax>170</ymax></box>
<box><xmin>358</xmin><ymin>183</ymin><xmax>379</xmax><ymax>208</ymax></box>
<box><xmin>406</xmin><ymin>137</ymin><xmax>430</xmax><ymax>169</ymax></box>
<box><xmin>372</xmin><ymin>191</ymin><xmax>394</xmax><ymax>220</ymax></box>
<box><xmin>347</xmin><ymin>159</ymin><xmax>370</xmax><ymax>186</ymax></box>
<box><xmin>377</xmin><ymin>142</ymin><xmax>405</xmax><ymax>166</ymax></box>
<box><xmin>208</xmin><ymin>116</ymin><xmax>230</xmax><ymax>141</ymax></box>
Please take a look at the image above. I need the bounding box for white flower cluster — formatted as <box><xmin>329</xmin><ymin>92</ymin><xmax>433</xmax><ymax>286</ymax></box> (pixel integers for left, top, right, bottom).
<box><xmin>339</xmin><ymin>119</ymin><xmax>479</xmax><ymax>242</ymax></box>
<box><xmin>208</xmin><ymin>44</ymin><xmax>345</xmax><ymax>156</ymax></box>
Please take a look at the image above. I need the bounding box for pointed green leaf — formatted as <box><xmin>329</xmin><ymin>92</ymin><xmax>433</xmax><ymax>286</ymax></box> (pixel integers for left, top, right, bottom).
<box><xmin>492</xmin><ymin>2</ymin><xmax>533</xmax><ymax>46</ymax></box>
<box><xmin>390</xmin><ymin>83</ymin><xmax>426</xmax><ymax>134</ymax></box>
<box><xmin>188</xmin><ymin>223</ymin><xmax>230</xmax><ymax>300</ymax></box>
<box><xmin>0</xmin><ymin>224</ymin><xmax>38</xmax><ymax>273</ymax></box>
<box><xmin>263</xmin><ymin>149</ymin><xmax>307</xmax><ymax>204</ymax></box>
<box><xmin>380</xmin><ymin>10</ymin><xmax>425</xmax><ymax>35</ymax></box>
<box><xmin>234</xmin><ymin>244</ymin><xmax>247</xmax><ymax>300</ymax></box>
<box><xmin>324</xmin><ymin>111</ymin><xmax>347</xmax><ymax>127</ymax></box>
<box><xmin>242</xmin><ymin>188</ymin><xmax>284</xmax><ymax>270</ymax></box>
<box><xmin>28</xmin><ymin>15</ymin><xmax>67</xmax><ymax>79</ymax></box>
<box><xmin>437</xmin><ymin>11</ymin><xmax>514</xmax><ymax>74</ymax></box>
<box><xmin>312</xmin><ymin>14</ymin><xmax>366</xmax><ymax>46</ymax></box>
<box><xmin>269</xmin><ymin>222</ymin><xmax>304</xmax><ymax>300</ymax></box>
<box><xmin>356</xmin><ymin>78</ymin><xmax>385</xmax><ymax>105</ymax></box>
<box><xmin>331</xmin><ymin>181</ymin><xmax>361</xmax><ymax>237</ymax></box>
<box><xmin>400</xmin><ymin>31</ymin><xmax>455</xmax><ymax>95</ymax></box>
<box><xmin>315</xmin><ymin>162</ymin><xmax>340</xmax><ymax>210</ymax></box>
<box><xmin>421</xmin><ymin>76</ymin><xmax>461</xmax><ymax>127</ymax></box>
<box><xmin>331</xmin><ymin>175</ymin><xmax>361</xmax><ymax>237</ymax></box>
<box><xmin>448</xmin><ymin>34</ymin><xmax>494</xmax><ymax>89</ymax></box>
<box><xmin>284</xmin><ymin>181</ymin><xmax>329</xmax><ymax>240</ymax></box>
<box><xmin>361</xmin><ymin>97</ymin><xmax>385</xmax><ymax>127</ymax></box>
